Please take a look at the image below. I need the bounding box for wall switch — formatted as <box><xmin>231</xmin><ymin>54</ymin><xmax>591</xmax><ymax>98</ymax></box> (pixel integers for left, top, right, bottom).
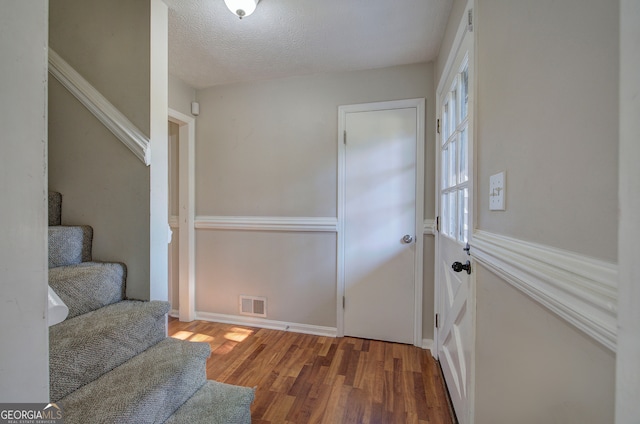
<box><xmin>489</xmin><ymin>171</ymin><xmax>506</xmax><ymax>211</ymax></box>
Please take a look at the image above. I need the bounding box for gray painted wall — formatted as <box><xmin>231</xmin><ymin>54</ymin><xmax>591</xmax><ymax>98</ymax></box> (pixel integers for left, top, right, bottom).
<box><xmin>434</xmin><ymin>0</ymin><xmax>618</xmax><ymax>422</ymax></box>
<box><xmin>169</xmin><ymin>74</ymin><xmax>196</xmax><ymax>117</ymax></box>
<box><xmin>475</xmin><ymin>0</ymin><xmax>618</xmax><ymax>261</ymax></box>
<box><xmin>0</xmin><ymin>0</ymin><xmax>50</xmax><ymax>401</ymax></box>
<box><xmin>48</xmin><ymin>0</ymin><xmax>152</xmax><ymax>300</ymax></box>
<box><xmin>616</xmin><ymin>0</ymin><xmax>640</xmax><ymax>421</ymax></box>
<box><xmin>193</xmin><ymin>63</ymin><xmax>437</xmax><ymax>336</ymax></box>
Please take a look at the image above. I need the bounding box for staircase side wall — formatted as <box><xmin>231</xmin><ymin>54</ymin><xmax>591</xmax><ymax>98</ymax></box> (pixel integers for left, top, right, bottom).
<box><xmin>0</xmin><ymin>0</ymin><xmax>50</xmax><ymax>402</ymax></box>
<box><xmin>48</xmin><ymin>0</ymin><xmax>154</xmax><ymax>300</ymax></box>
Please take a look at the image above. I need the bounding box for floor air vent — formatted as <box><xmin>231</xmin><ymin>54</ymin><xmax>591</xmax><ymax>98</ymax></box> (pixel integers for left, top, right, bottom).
<box><xmin>239</xmin><ymin>295</ymin><xmax>267</xmax><ymax>317</ymax></box>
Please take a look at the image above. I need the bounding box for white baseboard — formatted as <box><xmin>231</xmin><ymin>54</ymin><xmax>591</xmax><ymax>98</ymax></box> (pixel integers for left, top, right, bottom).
<box><xmin>191</xmin><ymin>311</ymin><xmax>337</xmax><ymax>337</ymax></box>
<box><xmin>172</xmin><ymin>309</ymin><xmax>436</xmax><ymax>353</ymax></box>
<box><xmin>422</xmin><ymin>338</ymin><xmax>435</xmax><ymax>356</ymax></box>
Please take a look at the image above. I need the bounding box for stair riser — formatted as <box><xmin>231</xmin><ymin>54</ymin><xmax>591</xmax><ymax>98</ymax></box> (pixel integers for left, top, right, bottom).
<box><xmin>48</xmin><ymin>226</ymin><xmax>93</xmax><ymax>268</ymax></box>
<box><xmin>48</xmin><ymin>191</ymin><xmax>62</xmax><ymax>226</ymax></box>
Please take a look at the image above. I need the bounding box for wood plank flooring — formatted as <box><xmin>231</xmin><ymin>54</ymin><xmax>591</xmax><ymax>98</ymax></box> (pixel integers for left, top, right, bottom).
<box><xmin>168</xmin><ymin>318</ymin><xmax>455</xmax><ymax>424</ymax></box>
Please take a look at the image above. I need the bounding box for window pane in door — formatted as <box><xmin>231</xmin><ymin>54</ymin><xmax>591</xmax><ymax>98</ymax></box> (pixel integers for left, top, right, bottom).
<box><xmin>458</xmin><ymin>188</ymin><xmax>469</xmax><ymax>243</ymax></box>
<box><xmin>447</xmin><ymin>192</ymin><xmax>457</xmax><ymax>238</ymax></box>
<box><xmin>449</xmin><ymin>90</ymin><xmax>457</xmax><ymax>135</ymax></box>
<box><xmin>459</xmin><ymin>126</ymin><xmax>468</xmax><ymax>183</ymax></box>
<box><xmin>448</xmin><ymin>139</ymin><xmax>457</xmax><ymax>188</ymax></box>
<box><xmin>442</xmin><ymin>192</ymin><xmax>449</xmax><ymax>236</ymax></box>
<box><xmin>461</xmin><ymin>66</ymin><xmax>469</xmax><ymax>120</ymax></box>
<box><xmin>442</xmin><ymin>102</ymin><xmax>450</xmax><ymax>141</ymax></box>
<box><xmin>442</xmin><ymin>147</ymin><xmax>449</xmax><ymax>189</ymax></box>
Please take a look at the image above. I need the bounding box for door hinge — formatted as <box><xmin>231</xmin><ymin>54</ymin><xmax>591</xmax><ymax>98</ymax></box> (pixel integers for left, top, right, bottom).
<box><xmin>436</xmin><ymin>216</ymin><xmax>440</xmax><ymax>233</ymax></box>
<box><xmin>435</xmin><ymin>313</ymin><xmax>439</xmax><ymax>328</ymax></box>
<box><xmin>468</xmin><ymin>9</ymin><xmax>473</xmax><ymax>32</ymax></box>
<box><xmin>343</xmin><ymin>130</ymin><xmax>347</xmax><ymax>145</ymax></box>
<box><xmin>437</xmin><ymin>119</ymin><xmax>440</xmax><ymax>134</ymax></box>
<box><xmin>342</xmin><ymin>296</ymin><xmax>345</xmax><ymax>309</ymax></box>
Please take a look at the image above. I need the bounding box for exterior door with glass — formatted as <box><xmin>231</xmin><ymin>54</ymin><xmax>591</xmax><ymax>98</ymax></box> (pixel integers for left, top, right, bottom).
<box><xmin>436</xmin><ymin>16</ymin><xmax>475</xmax><ymax>424</ymax></box>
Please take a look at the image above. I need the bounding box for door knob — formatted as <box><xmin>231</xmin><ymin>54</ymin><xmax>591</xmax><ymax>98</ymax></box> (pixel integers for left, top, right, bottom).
<box><xmin>402</xmin><ymin>235</ymin><xmax>414</xmax><ymax>244</ymax></box>
<box><xmin>452</xmin><ymin>260</ymin><xmax>471</xmax><ymax>274</ymax></box>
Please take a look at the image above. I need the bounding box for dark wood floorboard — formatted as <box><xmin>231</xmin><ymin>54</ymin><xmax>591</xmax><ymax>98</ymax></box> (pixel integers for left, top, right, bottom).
<box><xmin>168</xmin><ymin>318</ymin><xmax>455</xmax><ymax>424</ymax></box>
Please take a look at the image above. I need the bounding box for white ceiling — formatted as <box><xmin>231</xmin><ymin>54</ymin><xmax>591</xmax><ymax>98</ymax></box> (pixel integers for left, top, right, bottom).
<box><xmin>165</xmin><ymin>0</ymin><xmax>453</xmax><ymax>89</ymax></box>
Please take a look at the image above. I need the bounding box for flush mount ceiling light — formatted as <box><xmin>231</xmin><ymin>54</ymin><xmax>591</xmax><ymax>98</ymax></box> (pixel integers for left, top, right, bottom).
<box><xmin>224</xmin><ymin>0</ymin><xmax>260</xmax><ymax>19</ymax></box>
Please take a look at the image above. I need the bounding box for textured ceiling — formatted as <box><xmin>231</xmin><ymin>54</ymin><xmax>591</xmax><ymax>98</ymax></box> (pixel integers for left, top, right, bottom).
<box><xmin>165</xmin><ymin>0</ymin><xmax>453</xmax><ymax>89</ymax></box>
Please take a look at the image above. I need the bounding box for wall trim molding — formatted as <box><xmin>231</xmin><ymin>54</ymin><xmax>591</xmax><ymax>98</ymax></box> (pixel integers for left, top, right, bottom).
<box><xmin>169</xmin><ymin>215</ymin><xmax>179</xmax><ymax>229</ymax></box>
<box><xmin>423</xmin><ymin>219</ymin><xmax>436</xmax><ymax>235</ymax></box>
<box><xmin>183</xmin><ymin>216</ymin><xmax>434</xmax><ymax>235</ymax></box>
<box><xmin>422</xmin><ymin>338</ymin><xmax>435</xmax><ymax>356</ymax></box>
<box><xmin>48</xmin><ymin>49</ymin><xmax>151</xmax><ymax>165</ymax></box>
<box><xmin>169</xmin><ymin>108</ymin><xmax>197</xmax><ymax>322</ymax></box>
<box><xmin>190</xmin><ymin>311</ymin><xmax>337</xmax><ymax>338</ymax></box>
<box><xmin>195</xmin><ymin>216</ymin><xmax>338</xmax><ymax>232</ymax></box>
<box><xmin>471</xmin><ymin>230</ymin><xmax>618</xmax><ymax>351</ymax></box>
<box><xmin>170</xmin><ymin>309</ymin><xmax>431</xmax><ymax>348</ymax></box>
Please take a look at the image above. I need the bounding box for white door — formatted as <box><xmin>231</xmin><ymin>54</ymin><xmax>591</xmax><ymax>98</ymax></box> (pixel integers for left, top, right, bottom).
<box><xmin>436</xmin><ymin>17</ymin><xmax>475</xmax><ymax>424</ymax></box>
<box><xmin>339</xmin><ymin>99</ymin><xmax>424</xmax><ymax>345</ymax></box>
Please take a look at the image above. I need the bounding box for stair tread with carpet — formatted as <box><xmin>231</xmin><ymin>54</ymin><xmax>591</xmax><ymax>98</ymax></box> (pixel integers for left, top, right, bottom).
<box><xmin>49</xmin><ymin>300</ymin><xmax>170</xmax><ymax>402</ymax></box>
<box><xmin>47</xmin><ymin>191</ymin><xmax>254</xmax><ymax>423</ymax></box>
<box><xmin>49</xmin><ymin>261</ymin><xmax>127</xmax><ymax>318</ymax></box>
<box><xmin>59</xmin><ymin>338</ymin><xmax>210</xmax><ymax>424</ymax></box>
<box><xmin>165</xmin><ymin>380</ymin><xmax>255</xmax><ymax>424</ymax></box>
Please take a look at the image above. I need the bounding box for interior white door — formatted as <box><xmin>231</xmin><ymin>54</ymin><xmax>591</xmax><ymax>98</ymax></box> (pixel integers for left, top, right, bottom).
<box><xmin>342</xmin><ymin>105</ymin><xmax>418</xmax><ymax>345</ymax></box>
<box><xmin>436</xmin><ymin>21</ymin><xmax>475</xmax><ymax>424</ymax></box>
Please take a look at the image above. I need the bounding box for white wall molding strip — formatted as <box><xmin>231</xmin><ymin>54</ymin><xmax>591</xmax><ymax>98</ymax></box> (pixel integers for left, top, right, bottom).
<box><xmin>48</xmin><ymin>49</ymin><xmax>151</xmax><ymax>165</ymax></box>
<box><xmin>195</xmin><ymin>311</ymin><xmax>337</xmax><ymax>338</ymax></box>
<box><xmin>423</xmin><ymin>219</ymin><xmax>436</xmax><ymax>235</ymax></box>
<box><xmin>169</xmin><ymin>215</ymin><xmax>179</xmax><ymax>229</ymax></box>
<box><xmin>471</xmin><ymin>230</ymin><xmax>618</xmax><ymax>351</ymax></box>
<box><xmin>187</xmin><ymin>216</ymin><xmax>433</xmax><ymax>234</ymax></box>
<box><xmin>195</xmin><ymin>216</ymin><xmax>338</xmax><ymax>232</ymax></box>
<box><xmin>422</xmin><ymin>338</ymin><xmax>435</xmax><ymax>356</ymax></box>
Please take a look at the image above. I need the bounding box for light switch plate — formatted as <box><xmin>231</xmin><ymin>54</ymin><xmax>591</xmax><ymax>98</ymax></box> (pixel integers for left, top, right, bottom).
<box><xmin>490</xmin><ymin>171</ymin><xmax>505</xmax><ymax>211</ymax></box>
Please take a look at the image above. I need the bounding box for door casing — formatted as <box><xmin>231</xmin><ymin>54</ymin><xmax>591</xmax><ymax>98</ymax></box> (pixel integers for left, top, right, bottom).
<box><xmin>168</xmin><ymin>108</ymin><xmax>196</xmax><ymax>322</ymax></box>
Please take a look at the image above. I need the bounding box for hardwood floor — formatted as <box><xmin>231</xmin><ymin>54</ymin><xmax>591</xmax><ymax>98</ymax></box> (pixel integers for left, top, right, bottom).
<box><xmin>168</xmin><ymin>318</ymin><xmax>455</xmax><ymax>424</ymax></box>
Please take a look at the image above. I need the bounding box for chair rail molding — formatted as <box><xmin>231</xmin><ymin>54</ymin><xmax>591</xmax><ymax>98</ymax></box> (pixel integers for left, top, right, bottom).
<box><xmin>195</xmin><ymin>216</ymin><xmax>338</xmax><ymax>233</ymax></box>
<box><xmin>423</xmin><ymin>219</ymin><xmax>436</xmax><ymax>235</ymax></box>
<box><xmin>470</xmin><ymin>230</ymin><xmax>618</xmax><ymax>351</ymax></box>
<box><xmin>48</xmin><ymin>49</ymin><xmax>151</xmax><ymax>165</ymax></box>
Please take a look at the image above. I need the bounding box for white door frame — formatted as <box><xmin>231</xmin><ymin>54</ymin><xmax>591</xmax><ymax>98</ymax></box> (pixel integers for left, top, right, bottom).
<box><xmin>168</xmin><ymin>108</ymin><xmax>196</xmax><ymax>322</ymax></box>
<box><xmin>337</xmin><ymin>98</ymin><xmax>425</xmax><ymax>347</ymax></box>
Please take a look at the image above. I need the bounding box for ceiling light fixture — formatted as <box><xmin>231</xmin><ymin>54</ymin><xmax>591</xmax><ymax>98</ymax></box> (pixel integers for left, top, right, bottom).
<box><xmin>224</xmin><ymin>0</ymin><xmax>259</xmax><ymax>19</ymax></box>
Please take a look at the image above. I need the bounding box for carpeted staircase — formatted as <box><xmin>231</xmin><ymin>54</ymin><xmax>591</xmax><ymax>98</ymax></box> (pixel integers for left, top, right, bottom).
<box><xmin>48</xmin><ymin>191</ymin><xmax>254</xmax><ymax>423</ymax></box>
